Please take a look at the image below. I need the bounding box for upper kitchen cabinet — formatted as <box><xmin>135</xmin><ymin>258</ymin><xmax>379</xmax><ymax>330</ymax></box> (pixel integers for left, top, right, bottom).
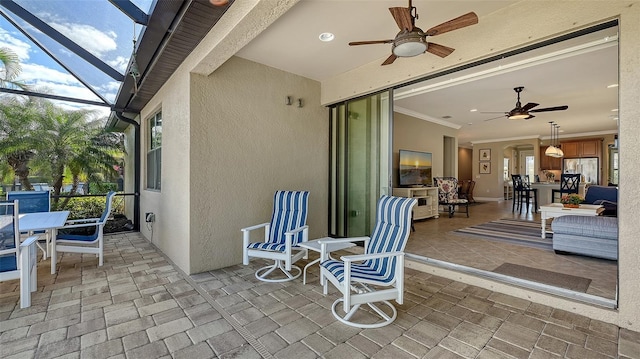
<box><xmin>560</xmin><ymin>139</ymin><xmax>602</xmax><ymax>158</ymax></box>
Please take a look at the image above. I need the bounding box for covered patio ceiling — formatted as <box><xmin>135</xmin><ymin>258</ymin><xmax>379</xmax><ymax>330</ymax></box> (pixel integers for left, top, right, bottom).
<box><xmin>0</xmin><ymin>0</ymin><xmax>233</xmax><ymax>129</ymax></box>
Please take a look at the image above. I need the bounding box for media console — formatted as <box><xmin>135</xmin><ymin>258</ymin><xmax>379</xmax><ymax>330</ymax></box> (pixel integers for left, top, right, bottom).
<box><xmin>393</xmin><ymin>187</ymin><xmax>439</xmax><ymax>220</ymax></box>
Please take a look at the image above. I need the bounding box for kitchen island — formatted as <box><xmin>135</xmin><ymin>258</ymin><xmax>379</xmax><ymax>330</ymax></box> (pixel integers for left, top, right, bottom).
<box><xmin>530</xmin><ymin>182</ymin><xmax>587</xmax><ymax>206</ymax></box>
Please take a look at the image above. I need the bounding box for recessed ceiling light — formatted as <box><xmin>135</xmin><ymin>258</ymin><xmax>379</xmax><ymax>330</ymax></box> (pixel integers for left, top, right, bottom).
<box><xmin>607</xmin><ymin>84</ymin><xmax>618</xmax><ymax>88</ymax></box>
<box><xmin>612</xmin><ymin>109</ymin><xmax>619</xmax><ymax>112</ymax></box>
<box><xmin>469</xmin><ymin>109</ymin><xmax>477</xmax><ymax>112</ymax></box>
<box><xmin>467</xmin><ymin>122</ymin><xmax>473</xmax><ymax>125</ymax></box>
<box><xmin>319</xmin><ymin>32</ymin><xmax>335</xmax><ymax>42</ymax></box>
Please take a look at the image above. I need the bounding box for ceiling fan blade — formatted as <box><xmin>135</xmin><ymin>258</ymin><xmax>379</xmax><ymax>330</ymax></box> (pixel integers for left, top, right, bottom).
<box><xmin>530</xmin><ymin>105</ymin><xmax>569</xmax><ymax>113</ymax></box>
<box><xmin>484</xmin><ymin>115</ymin><xmax>506</xmax><ymax>122</ymax></box>
<box><xmin>381</xmin><ymin>54</ymin><xmax>398</xmax><ymax>66</ymax></box>
<box><xmin>426</xmin><ymin>42</ymin><xmax>455</xmax><ymax>58</ymax></box>
<box><xmin>389</xmin><ymin>7</ymin><xmax>413</xmax><ymax>31</ymax></box>
<box><xmin>521</xmin><ymin>102</ymin><xmax>539</xmax><ymax>112</ymax></box>
<box><xmin>425</xmin><ymin>12</ymin><xmax>478</xmax><ymax>37</ymax></box>
<box><xmin>349</xmin><ymin>40</ymin><xmax>394</xmax><ymax>46</ymax></box>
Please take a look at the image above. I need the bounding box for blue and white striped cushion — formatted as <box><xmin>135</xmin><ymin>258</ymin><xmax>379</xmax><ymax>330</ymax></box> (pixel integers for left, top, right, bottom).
<box><xmin>247</xmin><ymin>191</ymin><xmax>309</xmax><ymax>252</ymax></box>
<box><xmin>321</xmin><ymin>195</ymin><xmax>416</xmax><ymax>284</ymax></box>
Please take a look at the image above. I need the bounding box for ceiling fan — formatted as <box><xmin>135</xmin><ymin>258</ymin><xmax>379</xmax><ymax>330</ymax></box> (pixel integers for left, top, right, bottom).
<box><xmin>483</xmin><ymin>87</ymin><xmax>569</xmax><ymax>121</ymax></box>
<box><xmin>348</xmin><ymin>0</ymin><xmax>478</xmax><ymax>66</ymax></box>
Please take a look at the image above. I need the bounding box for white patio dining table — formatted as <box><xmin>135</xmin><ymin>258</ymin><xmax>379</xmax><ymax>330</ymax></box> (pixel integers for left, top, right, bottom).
<box><xmin>19</xmin><ymin>211</ymin><xmax>70</xmax><ymax>274</ymax></box>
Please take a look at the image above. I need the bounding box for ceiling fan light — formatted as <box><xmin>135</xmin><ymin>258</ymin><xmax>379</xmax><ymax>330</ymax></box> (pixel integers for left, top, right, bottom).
<box><xmin>393</xmin><ymin>32</ymin><xmax>427</xmax><ymax>57</ymax></box>
<box><xmin>508</xmin><ymin>112</ymin><xmax>529</xmax><ymax>120</ymax></box>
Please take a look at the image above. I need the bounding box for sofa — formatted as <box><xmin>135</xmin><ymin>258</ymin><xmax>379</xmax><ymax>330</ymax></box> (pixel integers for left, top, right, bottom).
<box><xmin>551</xmin><ymin>215</ymin><xmax>618</xmax><ymax>260</ymax></box>
<box><xmin>583</xmin><ymin>185</ymin><xmax>618</xmax><ymax>217</ymax></box>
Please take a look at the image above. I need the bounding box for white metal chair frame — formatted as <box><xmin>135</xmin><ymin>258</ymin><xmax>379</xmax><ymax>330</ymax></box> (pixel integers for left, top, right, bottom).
<box><xmin>242</xmin><ymin>223</ymin><xmax>309</xmax><ymax>282</ymax></box>
<box><xmin>320</xmin><ymin>195</ymin><xmax>417</xmax><ymax>328</ymax></box>
<box><xmin>0</xmin><ymin>201</ymin><xmax>39</xmax><ymax>308</ymax></box>
<box><xmin>241</xmin><ymin>190</ymin><xmax>310</xmax><ymax>283</ymax></box>
<box><xmin>55</xmin><ymin>191</ymin><xmax>116</xmax><ymax>267</ymax></box>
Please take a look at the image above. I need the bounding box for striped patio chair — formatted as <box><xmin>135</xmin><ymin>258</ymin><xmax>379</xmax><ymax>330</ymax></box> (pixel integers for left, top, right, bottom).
<box><xmin>242</xmin><ymin>190</ymin><xmax>309</xmax><ymax>282</ymax></box>
<box><xmin>320</xmin><ymin>195</ymin><xmax>417</xmax><ymax>328</ymax></box>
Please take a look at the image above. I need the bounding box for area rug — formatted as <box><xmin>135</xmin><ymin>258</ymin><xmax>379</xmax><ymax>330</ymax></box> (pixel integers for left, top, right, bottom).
<box><xmin>492</xmin><ymin>263</ymin><xmax>592</xmax><ymax>292</ymax></box>
<box><xmin>453</xmin><ymin>218</ymin><xmax>553</xmax><ymax>250</ymax></box>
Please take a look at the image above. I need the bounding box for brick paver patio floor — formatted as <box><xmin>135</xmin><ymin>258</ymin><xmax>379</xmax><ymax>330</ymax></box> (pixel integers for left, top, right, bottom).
<box><xmin>1</xmin><ymin>232</ymin><xmax>639</xmax><ymax>358</ymax></box>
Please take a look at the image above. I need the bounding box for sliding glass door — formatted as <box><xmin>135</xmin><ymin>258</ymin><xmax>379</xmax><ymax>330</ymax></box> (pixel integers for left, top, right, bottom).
<box><xmin>329</xmin><ymin>91</ymin><xmax>391</xmax><ymax>237</ymax></box>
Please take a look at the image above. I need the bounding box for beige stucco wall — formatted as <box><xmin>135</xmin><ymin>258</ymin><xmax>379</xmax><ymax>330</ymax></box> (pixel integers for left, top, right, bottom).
<box><xmin>393</xmin><ymin>112</ymin><xmax>459</xmax><ymax>186</ymax></box>
<box><xmin>321</xmin><ymin>1</ymin><xmax>640</xmax><ymax>331</ymax></box>
<box><xmin>138</xmin><ymin>66</ymin><xmax>192</xmax><ymax>272</ymax></box>
<box><xmin>188</xmin><ymin>56</ymin><xmax>329</xmax><ymax>274</ymax></box>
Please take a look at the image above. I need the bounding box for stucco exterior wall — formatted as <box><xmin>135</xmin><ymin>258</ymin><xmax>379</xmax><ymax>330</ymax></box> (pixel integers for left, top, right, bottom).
<box><xmin>188</xmin><ymin>56</ymin><xmax>329</xmax><ymax>274</ymax></box>
<box><xmin>393</xmin><ymin>112</ymin><xmax>459</xmax><ymax>186</ymax></box>
<box><xmin>138</xmin><ymin>68</ymin><xmax>192</xmax><ymax>272</ymax></box>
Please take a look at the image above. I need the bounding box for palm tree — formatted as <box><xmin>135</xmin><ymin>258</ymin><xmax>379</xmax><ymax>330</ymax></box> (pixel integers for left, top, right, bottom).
<box><xmin>34</xmin><ymin>103</ymin><xmax>122</xmax><ymax>203</ymax></box>
<box><xmin>0</xmin><ymin>98</ymin><xmax>41</xmax><ymax>190</ymax></box>
<box><xmin>0</xmin><ymin>47</ymin><xmax>27</xmax><ymax>89</ymax></box>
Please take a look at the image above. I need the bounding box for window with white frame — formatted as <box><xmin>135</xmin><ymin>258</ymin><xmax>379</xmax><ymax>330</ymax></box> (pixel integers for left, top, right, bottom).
<box><xmin>146</xmin><ymin>111</ymin><xmax>162</xmax><ymax>190</ymax></box>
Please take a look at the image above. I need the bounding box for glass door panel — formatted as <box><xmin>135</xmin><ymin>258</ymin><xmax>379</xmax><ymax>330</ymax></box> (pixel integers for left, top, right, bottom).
<box><xmin>330</xmin><ymin>91</ymin><xmax>391</xmax><ymax>237</ymax></box>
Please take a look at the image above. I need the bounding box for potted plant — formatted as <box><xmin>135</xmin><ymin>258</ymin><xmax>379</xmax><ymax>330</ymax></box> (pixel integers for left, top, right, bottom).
<box><xmin>561</xmin><ymin>193</ymin><xmax>584</xmax><ymax>208</ymax></box>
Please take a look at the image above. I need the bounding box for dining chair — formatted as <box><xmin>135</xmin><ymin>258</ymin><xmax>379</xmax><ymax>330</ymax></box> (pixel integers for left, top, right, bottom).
<box><xmin>242</xmin><ymin>190</ymin><xmax>309</xmax><ymax>282</ymax></box>
<box><xmin>320</xmin><ymin>195</ymin><xmax>416</xmax><ymax>328</ymax></box>
<box><xmin>0</xmin><ymin>201</ymin><xmax>40</xmax><ymax>308</ymax></box>
<box><xmin>512</xmin><ymin>174</ymin><xmax>538</xmax><ymax>213</ymax></box>
<box><xmin>54</xmin><ymin>191</ymin><xmax>116</xmax><ymax>268</ymax></box>
<box><xmin>552</xmin><ymin>173</ymin><xmax>581</xmax><ymax>203</ymax></box>
<box><xmin>7</xmin><ymin>191</ymin><xmax>51</xmax><ymax>259</ymax></box>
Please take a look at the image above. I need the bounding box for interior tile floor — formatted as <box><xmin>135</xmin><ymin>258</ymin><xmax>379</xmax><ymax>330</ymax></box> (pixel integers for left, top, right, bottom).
<box><xmin>406</xmin><ymin>200</ymin><xmax>618</xmax><ymax>300</ymax></box>
<box><xmin>1</xmin><ymin>230</ymin><xmax>637</xmax><ymax>358</ymax></box>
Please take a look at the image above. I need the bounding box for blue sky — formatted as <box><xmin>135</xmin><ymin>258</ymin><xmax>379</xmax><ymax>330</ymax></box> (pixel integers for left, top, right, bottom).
<box><xmin>0</xmin><ymin>0</ymin><xmax>153</xmax><ymax>118</ymax></box>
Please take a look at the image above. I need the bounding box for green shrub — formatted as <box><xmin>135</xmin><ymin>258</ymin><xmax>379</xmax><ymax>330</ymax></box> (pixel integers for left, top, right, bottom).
<box><xmin>52</xmin><ymin>195</ymin><xmax>124</xmax><ymax>220</ymax></box>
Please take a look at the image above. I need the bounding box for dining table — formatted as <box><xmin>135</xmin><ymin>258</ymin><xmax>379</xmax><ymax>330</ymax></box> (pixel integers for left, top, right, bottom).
<box><xmin>19</xmin><ymin>211</ymin><xmax>70</xmax><ymax>274</ymax></box>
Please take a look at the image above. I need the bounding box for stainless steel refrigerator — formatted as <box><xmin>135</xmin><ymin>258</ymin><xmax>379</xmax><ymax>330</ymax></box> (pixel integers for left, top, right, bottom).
<box><xmin>563</xmin><ymin>157</ymin><xmax>599</xmax><ymax>184</ymax></box>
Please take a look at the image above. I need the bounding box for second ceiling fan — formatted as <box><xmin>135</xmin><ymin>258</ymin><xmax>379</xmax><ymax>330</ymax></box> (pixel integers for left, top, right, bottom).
<box><xmin>349</xmin><ymin>0</ymin><xmax>478</xmax><ymax>66</ymax></box>
<box><xmin>483</xmin><ymin>87</ymin><xmax>569</xmax><ymax>121</ymax></box>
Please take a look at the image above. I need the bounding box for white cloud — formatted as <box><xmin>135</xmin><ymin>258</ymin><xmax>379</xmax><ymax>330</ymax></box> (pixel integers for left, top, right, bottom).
<box><xmin>49</xmin><ymin>22</ymin><xmax>117</xmax><ymax>58</ymax></box>
<box><xmin>0</xmin><ymin>28</ymin><xmax>32</xmax><ymax>61</ymax></box>
<box><xmin>108</xmin><ymin>55</ymin><xmax>129</xmax><ymax>72</ymax></box>
<box><xmin>21</xmin><ymin>63</ymin><xmax>77</xmax><ymax>84</ymax></box>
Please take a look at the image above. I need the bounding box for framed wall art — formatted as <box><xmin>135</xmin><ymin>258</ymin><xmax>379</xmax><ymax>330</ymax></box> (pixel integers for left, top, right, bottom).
<box><xmin>479</xmin><ymin>148</ymin><xmax>491</xmax><ymax>161</ymax></box>
<box><xmin>480</xmin><ymin>162</ymin><xmax>491</xmax><ymax>174</ymax></box>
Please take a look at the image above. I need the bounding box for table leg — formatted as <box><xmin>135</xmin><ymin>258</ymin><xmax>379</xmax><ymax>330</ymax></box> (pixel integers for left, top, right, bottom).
<box><xmin>303</xmin><ymin>257</ymin><xmax>320</xmax><ymax>285</ymax></box>
<box><xmin>51</xmin><ymin>228</ymin><xmax>57</xmax><ymax>275</ymax></box>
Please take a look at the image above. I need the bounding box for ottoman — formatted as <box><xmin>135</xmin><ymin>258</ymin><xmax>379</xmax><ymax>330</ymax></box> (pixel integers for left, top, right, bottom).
<box><xmin>551</xmin><ymin>215</ymin><xmax>618</xmax><ymax>260</ymax></box>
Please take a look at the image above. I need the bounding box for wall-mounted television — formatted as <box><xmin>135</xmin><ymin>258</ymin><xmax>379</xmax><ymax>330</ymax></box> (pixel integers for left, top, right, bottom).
<box><xmin>399</xmin><ymin>149</ymin><xmax>432</xmax><ymax>187</ymax></box>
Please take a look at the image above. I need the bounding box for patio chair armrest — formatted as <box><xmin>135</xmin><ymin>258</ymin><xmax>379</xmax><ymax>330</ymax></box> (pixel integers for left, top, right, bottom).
<box><xmin>20</xmin><ymin>235</ymin><xmax>40</xmax><ymax>247</ymax></box>
<box><xmin>284</xmin><ymin>225</ymin><xmax>309</xmax><ymax>236</ymax></box>
<box><xmin>319</xmin><ymin>237</ymin><xmax>369</xmax><ymax>261</ymax></box>
<box><xmin>66</xmin><ymin>218</ymin><xmax>100</xmax><ymax>224</ymax></box>
<box><xmin>240</xmin><ymin>222</ymin><xmax>270</xmax><ymax>232</ymax></box>
<box><xmin>61</xmin><ymin>222</ymin><xmax>102</xmax><ymax>230</ymax></box>
<box><xmin>341</xmin><ymin>251</ymin><xmax>404</xmax><ymax>263</ymax></box>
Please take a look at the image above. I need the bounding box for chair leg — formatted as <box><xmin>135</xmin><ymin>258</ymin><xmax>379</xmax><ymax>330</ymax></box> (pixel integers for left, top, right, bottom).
<box><xmin>255</xmin><ymin>259</ymin><xmax>301</xmax><ymax>283</ymax></box>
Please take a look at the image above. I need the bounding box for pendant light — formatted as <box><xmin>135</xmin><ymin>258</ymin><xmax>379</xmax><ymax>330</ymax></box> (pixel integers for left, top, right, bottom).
<box><xmin>545</xmin><ymin>121</ymin><xmax>559</xmax><ymax>157</ymax></box>
<box><xmin>554</xmin><ymin>124</ymin><xmax>564</xmax><ymax>158</ymax></box>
